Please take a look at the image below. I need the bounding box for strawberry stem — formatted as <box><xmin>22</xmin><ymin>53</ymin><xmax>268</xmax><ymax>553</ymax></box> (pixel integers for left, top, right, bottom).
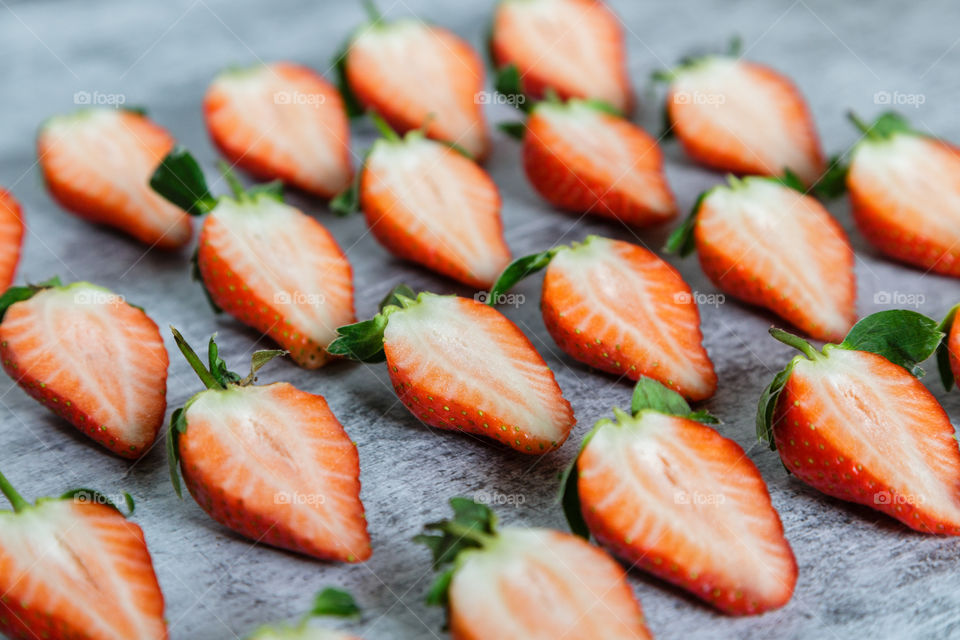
<box><xmin>0</xmin><ymin>470</ymin><xmax>30</xmax><ymax>512</ymax></box>
<box><xmin>769</xmin><ymin>327</ymin><xmax>821</xmax><ymax>360</ymax></box>
<box><xmin>847</xmin><ymin>111</ymin><xmax>872</xmax><ymax>137</ymax></box>
<box><xmin>438</xmin><ymin>521</ymin><xmax>495</xmax><ymax>547</ymax></box>
<box><xmin>362</xmin><ymin>0</ymin><xmax>382</xmax><ymax>23</ymax></box>
<box><xmin>171</xmin><ymin>327</ymin><xmax>225</xmax><ymax>390</ymax></box>
<box><xmin>369</xmin><ymin>112</ymin><xmax>401</xmax><ymax>142</ymax></box>
<box><xmin>218</xmin><ymin>161</ymin><xmax>247</xmax><ymax>200</ymax></box>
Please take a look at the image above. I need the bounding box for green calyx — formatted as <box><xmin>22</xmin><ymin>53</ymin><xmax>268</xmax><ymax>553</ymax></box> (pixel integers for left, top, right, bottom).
<box><xmin>246</xmin><ymin>588</ymin><xmax>361</xmax><ymax>639</ymax></box>
<box><xmin>560</xmin><ymin>377</ymin><xmax>718</xmax><ymax>539</ymax></box>
<box><xmin>0</xmin><ymin>276</ymin><xmax>62</xmax><ymax>321</ymax></box>
<box><xmin>757</xmin><ymin>310</ymin><xmax>944</xmax><ymax>450</ymax></box>
<box><xmin>166</xmin><ymin>327</ymin><xmax>287</xmax><ymax>497</ymax></box>
<box><xmin>848</xmin><ymin>110</ymin><xmax>916</xmax><ymax>143</ymax></box>
<box><xmin>149</xmin><ymin>147</ymin><xmax>283</xmax><ymax>216</ymax></box>
<box><xmin>326</xmin><ymin>284</ymin><xmax>420</xmax><ymax>362</ymax></box>
<box><xmin>652</xmin><ymin>35</ymin><xmax>742</xmax><ymax>83</ymax></box>
<box><xmin>413</xmin><ymin>497</ymin><xmax>498</xmax><ymax>607</ymax></box>
<box><xmin>0</xmin><ymin>469</ymin><xmax>134</xmax><ymax>516</ymax></box>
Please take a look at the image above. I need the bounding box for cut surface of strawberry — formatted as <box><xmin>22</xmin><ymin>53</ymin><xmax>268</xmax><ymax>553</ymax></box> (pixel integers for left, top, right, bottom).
<box><xmin>205</xmin><ymin>62</ymin><xmax>353</xmax><ymax>198</ymax></box>
<box><xmin>667</xmin><ymin>175</ymin><xmax>856</xmax><ymax>342</ymax></box>
<box><xmin>563</xmin><ymin>378</ymin><xmax>795</xmax><ymax>615</ymax></box>
<box><xmin>328</xmin><ymin>288</ymin><xmax>575</xmax><ymax>454</ymax></box>
<box><xmin>758</xmin><ymin>310</ymin><xmax>960</xmax><ymax>534</ymax></box>
<box><xmin>0</xmin><ymin>189</ymin><xmax>24</xmax><ymax>290</ymax></box>
<box><xmin>168</xmin><ymin>330</ymin><xmax>371</xmax><ymax>562</ymax></box>
<box><xmin>663</xmin><ymin>54</ymin><xmax>824</xmax><ymax>185</ymax></box>
<box><xmin>491</xmin><ymin>0</ymin><xmax>632</xmax><ymax>113</ymax></box>
<box><xmin>0</xmin><ymin>472</ymin><xmax>167</xmax><ymax>640</ymax></box>
<box><xmin>415</xmin><ymin>497</ymin><xmax>653</xmax><ymax>640</ymax></box>
<box><xmin>38</xmin><ymin>108</ymin><xmax>192</xmax><ymax>249</ymax></box>
<box><xmin>0</xmin><ymin>278</ymin><xmax>168</xmax><ymax>458</ymax></box>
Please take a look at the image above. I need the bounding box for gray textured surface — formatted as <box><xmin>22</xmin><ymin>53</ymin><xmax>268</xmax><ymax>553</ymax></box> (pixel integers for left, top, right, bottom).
<box><xmin>2</xmin><ymin>0</ymin><xmax>960</xmax><ymax>638</ymax></box>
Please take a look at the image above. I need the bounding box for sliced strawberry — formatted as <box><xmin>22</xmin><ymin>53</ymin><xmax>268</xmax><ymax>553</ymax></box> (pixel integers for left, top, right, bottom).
<box><xmin>565</xmin><ymin>378</ymin><xmax>795</xmax><ymax>615</ymax></box>
<box><xmin>937</xmin><ymin>303</ymin><xmax>960</xmax><ymax>391</ymax></box>
<box><xmin>416</xmin><ymin>498</ymin><xmax>653</xmax><ymax>640</ymax></box>
<box><xmin>0</xmin><ymin>189</ymin><xmax>24</xmax><ymax>291</ymax></box>
<box><xmin>151</xmin><ymin>148</ymin><xmax>356</xmax><ymax>369</ymax></box>
<box><xmin>246</xmin><ymin>588</ymin><xmax>363</xmax><ymax>640</ymax></box>
<box><xmin>0</xmin><ymin>473</ymin><xmax>167</xmax><ymax>640</ymax></box>
<box><xmin>169</xmin><ymin>330</ymin><xmax>371</xmax><ymax>563</ymax></box>
<box><xmin>0</xmin><ymin>279</ymin><xmax>168</xmax><ymax>458</ymax></box>
<box><xmin>328</xmin><ymin>289</ymin><xmax>575</xmax><ymax>454</ymax></box>
<box><xmin>204</xmin><ymin>62</ymin><xmax>353</xmax><ymax>198</ymax></box>
<box><xmin>356</xmin><ymin>125</ymin><xmax>510</xmax><ymax>288</ymax></box>
<box><xmin>759</xmin><ymin>311</ymin><xmax>960</xmax><ymax>534</ymax></box>
<box><xmin>489</xmin><ymin>235</ymin><xmax>716</xmax><ymax>400</ymax></box>
<box><xmin>491</xmin><ymin>0</ymin><xmax>632</xmax><ymax>113</ymax></box>
<box><xmin>522</xmin><ymin>99</ymin><xmax>676</xmax><ymax>226</ymax></box>
<box><xmin>841</xmin><ymin>112</ymin><xmax>960</xmax><ymax>276</ymax></box>
<box><xmin>37</xmin><ymin>108</ymin><xmax>192</xmax><ymax>249</ymax></box>
<box><xmin>341</xmin><ymin>13</ymin><xmax>489</xmax><ymax>159</ymax></box>
<box><xmin>668</xmin><ymin>175</ymin><xmax>856</xmax><ymax>342</ymax></box>
<box><xmin>664</xmin><ymin>55</ymin><xmax>824</xmax><ymax>185</ymax></box>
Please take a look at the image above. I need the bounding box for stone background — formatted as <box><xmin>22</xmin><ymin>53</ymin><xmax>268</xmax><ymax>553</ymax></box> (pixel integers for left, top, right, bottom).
<box><xmin>1</xmin><ymin>0</ymin><xmax>959</xmax><ymax>638</ymax></box>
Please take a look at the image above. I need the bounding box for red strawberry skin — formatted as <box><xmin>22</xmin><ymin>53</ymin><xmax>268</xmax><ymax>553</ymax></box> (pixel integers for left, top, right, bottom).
<box><xmin>0</xmin><ymin>283</ymin><xmax>168</xmax><ymax>458</ymax></box>
<box><xmin>178</xmin><ymin>382</ymin><xmax>371</xmax><ymax>562</ymax></box>
<box><xmin>541</xmin><ymin>236</ymin><xmax>716</xmax><ymax>400</ymax></box>
<box><xmin>774</xmin><ymin>348</ymin><xmax>960</xmax><ymax>534</ymax></box>
<box><xmin>523</xmin><ymin>101</ymin><xmax>676</xmax><ymax>226</ymax></box>
<box><xmin>0</xmin><ymin>189</ymin><xmax>24</xmax><ymax>291</ymax></box>
<box><xmin>949</xmin><ymin>313</ymin><xmax>960</xmax><ymax>384</ymax></box>
<box><xmin>382</xmin><ymin>294</ymin><xmax>575</xmax><ymax>454</ymax></box>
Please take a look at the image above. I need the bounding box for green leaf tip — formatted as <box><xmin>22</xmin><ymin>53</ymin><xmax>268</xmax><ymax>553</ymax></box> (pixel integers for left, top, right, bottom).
<box><xmin>0</xmin><ymin>469</ymin><xmax>30</xmax><ymax>512</ymax></box>
<box><xmin>839</xmin><ymin>309</ymin><xmax>942</xmax><ymax>377</ymax></box>
<box><xmin>664</xmin><ymin>191</ymin><xmax>708</xmax><ymax>257</ymax></box>
<box><xmin>310</xmin><ymin>587</ymin><xmax>361</xmax><ymax>618</ymax></box>
<box><xmin>630</xmin><ymin>376</ymin><xmax>719</xmax><ymax>424</ymax></box>
<box><xmin>0</xmin><ymin>276</ymin><xmax>62</xmax><ymax>322</ymax></box>
<box><xmin>937</xmin><ymin>304</ymin><xmax>959</xmax><ymax>392</ymax></box>
<box><xmin>150</xmin><ymin>147</ymin><xmax>216</xmax><ymax>215</ymax></box>
<box><xmin>487</xmin><ymin>248</ymin><xmax>559</xmax><ymax>306</ymax></box>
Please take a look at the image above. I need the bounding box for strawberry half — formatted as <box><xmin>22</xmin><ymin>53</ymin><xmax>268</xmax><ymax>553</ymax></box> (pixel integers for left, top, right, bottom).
<box><xmin>659</xmin><ymin>49</ymin><xmax>824</xmax><ymax>185</ymax></box>
<box><xmin>936</xmin><ymin>303</ymin><xmax>960</xmax><ymax>392</ymax></box>
<box><xmin>666</xmin><ymin>174</ymin><xmax>856</xmax><ymax>342</ymax></box>
<box><xmin>758</xmin><ymin>310</ymin><xmax>960</xmax><ymax>534</ymax></box>
<box><xmin>37</xmin><ymin>108</ymin><xmax>192</xmax><ymax>249</ymax></box>
<box><xmin>830</xmin><ymin>112</ymin><xmax>960</xmax><ymax>276</ymax></box>
<box><xmin>168</xmin><ymin>329</ymin><xmax>371</xmax><ymax>562</ymax></box>
<box><xmin>489</xmin><ymin>235</ymin><xmax>716</xmax><ymax>400</ymax></box>
<box><xmin>337</xmin><ymin>4</ymin><xmax>490</xmax><ymax>159</ymax></box>
<box><xmin>506</xmin><ymin>98</ymin><xmax>676</xmax><ymax>226</ymax></box>
<box><xmin>562</xmin><ymin>377</ymin><xmax>796</xmax><ymax>615</ymax></box>
<box><xmin>245</xmin><ymin>588</ymin><xmax>363</xmax><ymax>640</ymax></box>
<box><xmin>151</xmin><ymin>148</ymin><xmax>355</xmax><ymax>368</ymax></box>
<box><xmin>0</xmin><ymin>278</ymin><xmax>168</xmax><ymax>458</ymax></box>
<box><xmin>415</xmin><ymin>497</ymin><xmax>653</xmax><ymax>639</ymax></box>
<box><xmin>204</xmin><ymin>62</ymin><xmax>353</xmax><ymax>198</ymax></box>
<box><xmin>0</xmin><ymin>473</ymin><xmax>167</xmax><ymax>639</ymax></box>
<box><xmin>0</xmin><ymin>189</ymin><xmax>24</xmax><ymax>291</ymax></box>
<box><xmin>328</xmin><ymin>287</ymin><xmax>575</xmax><ymax>454</ymax></box>
<box><xmin>332</xmin><ymin>116</ymin><xmax>510</xmax><ymax>288</ymax></box>
<box><xmin>490</xmin><ymin>0</ymin><xmax>633</xmax><ymax>113</ymax></box>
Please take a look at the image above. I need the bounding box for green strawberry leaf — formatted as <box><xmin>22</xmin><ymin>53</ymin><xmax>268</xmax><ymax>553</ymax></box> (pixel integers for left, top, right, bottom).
<box><xmin>559</xmin><ymin>454</ymin><xmax>589</xmax><ymax>540</ymax></box>
<box><xmin>664</xmin><ymin>191</ymin><xmax>708</xmax><ymax>257</ymax></box>
<box><xmin>309</xmin><ymin>588</ymin><xmax>361</xmax><ymax>618</ymax></box>
<box><xmin>150</xmin><ymin>147</ymin><xmax>217</xmax><ymax>215</ymax></box>
<box><xmin>630</xmin><ymin>376</ymin><xmax>720</xmax><ymax>424</ymax></box>
<box><xmin>332</xmin><ymin>35</ymin><xmax>365</xmax><ymax>119</ymax></box>
<box><xmin>813</xmin><ymin>154</ymin><xmax>849</xmax><ymax>200</ymax></box>
<box><xmin>579</xmin><ymin>99</ymin><xmax>623</xmax><ymax>118</ymax></box>
<box><xmin>756</xmin><ymin>359</ymin><xmax>797</xmax><ymax>451</ymax></box>
<box><xmin>379</xmin><ymin>283</ymin><xmax>416</xmax><ymax>311</ymax></box>
<box><xmin>498</xmin><ymin>121</ymin><xmax>526</xmax><ymax>140</ymax></box>
<box><xmin>838</xmin><ymin>309</ymin><xmax>942</xmax><ymax>377</ymax></box>
<box><xmin>166</xmin><ymin>406</ymin><xmax>188</xmax><ymax>498</ymax></box>
<box><xmin>414</xmin><ymin>497</ymin><xmax>497</xmax><ymax>570</ymax></box>
<box><xmin>937</xmin><ymin>304</ymin><xmax>959</xmax><ymax>391</ymax></box>
<box><xmin>848</xmin><ymin>110</ymin><xmax>916</xmax><ymax>141</ymax></box>
<box><xmin>247</xmin><ymin>179</ymin><xmax>284</xmax><ymax>202</ymax></box>
<box><xmin>424</xmin><ymin>568</ymin><xmax>455</xmax><ymax>607</ymax></box>
<box><xmin>487</xmin><ymin>248</ymin><xmax>559</xmax><ymax>306</ymax></box>
<box><xmin>769</xmin><ymin>169</ymin><xmax>806</xmax><ymax>194</ymax></box>
<box><xmin>240</xmin><ymin>349</ymin><xmax>287</xmax><ymax>385</ymax></box>
<box><xmin>493</xmin><ymin>63</ymin><xmax>532</xmax><ymax>114</ymax></box>
<box><xmin>0</xmin><ymin>276</ymin><xmax>62</xmax><ymax>321</ymax></box>
<box><xmin>208</xmin><ymin>336</ymin><xmax>242</xmax><ymax>387</ymax></box>
<box><xmin>327</xmin><ymin>315</ymin><xmax>390</xmax><ymax>363</ymax></box>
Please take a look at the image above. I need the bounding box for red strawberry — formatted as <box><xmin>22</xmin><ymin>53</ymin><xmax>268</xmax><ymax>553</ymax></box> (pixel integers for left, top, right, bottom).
<box><xmin>518</xmin><ymin>99</ymin><xmax>676</xmax><ymax>226</ymax></box>
<box><xmin>151</xmin><ymin>148</ymin><xmax>355</xmax><ymax>369</ymax></box>
<box><xmin>0</xmin><ymin>473</ymin><xmax>167</xmax><ymax>639</ymax></box>
<box><xmin>0</xmin><ymin>189</ymin><xmax>24</xmax><ymax>291</ymax></box>
<box><xmin>937</xmin><ymin>303</ymin><xmax>960</xmax><ymax>391</ymax></box>
<box><xmin>661</xmin><ymin>53</ymin><xmax>824</xmax><ymax>185</ymax></box>
<box><xmin>338</xmin><ymin>5</ymin><xmax>490</xmax><ymax>159</ymax></box>
<box><xmin>204</xmin><ymin>62</ymin><xmax>353</xmax><ymax>198</ymax></box>
<box><xmin>758</xmin><ymin>310</ymin><xmax>960</xmax><ymax>534</ymax></box>
<box><xmin>168</xmin><ymin>329</ymin><xmax>371</xmax><ymax>562</ymax></box>
<box><xmin>489</xmin><ymin>235</ymin><xmax>716</xmax><ymax>400</ymax></box>
<box><xmin>328</xmin><ymin>288</ymin><xmax>575</xmax><ymax>454</ymax></box>
<box><xmin>415</xmin><ymin>497</ymin><xmax>653</xmax><ymax>639</ymax></box>
<box><xmin>838</xmin><ymin>112</ymin><xmax>960</xmax><ymax>276</ymax></box>
<box><xmin>0</xmin><ymin>279</ymin><xmax>168</xmax><ymax>458</ymax></box>
<box><xmin>563</xmin><ymin>377</ymin><xmax>796</xmax><ymax>615</ymax></box>
<box><xmin>37</xmin><ymin>108</ymin><xmax>192</xmax><ymax>249</ymax></box>
<box><xmin>246</xmin><ymin>588</ymin><xmax>363</xmax><ymax>640</ymax></box>
<box><xmin>490</xmin><ymin>0</ymin><xmax>633</xmax><ymax>113</ymax></box>
<box><xmin>666</xmin><ymin>174</ymin><xmax>856</xmax><ymax>342</ymax></box>
<box><xmin>334</xmin><ymin>117</ymin><xmax>510</xmax><ymax>288</ymax></box>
